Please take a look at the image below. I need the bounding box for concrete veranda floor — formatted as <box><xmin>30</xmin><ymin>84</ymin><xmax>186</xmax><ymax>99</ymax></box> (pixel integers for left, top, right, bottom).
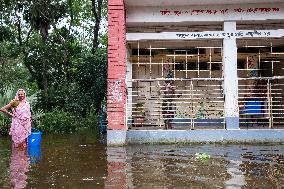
<box><xmin>128</xmin><ymin>125</ymin><xmax>284</xmax><ymax>130</ymax></box>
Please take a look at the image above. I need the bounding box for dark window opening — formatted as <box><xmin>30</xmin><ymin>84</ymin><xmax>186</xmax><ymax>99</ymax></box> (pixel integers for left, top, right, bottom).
<box><xmin>187</xmin><ymin>62</ymin><xmax>197</xmax><ymax>70</ymax></box>
<box><xmin>211</xmin><ymin>63</ymin><xmax>221</xmax><ymax>71</ymax></box>
<box><xmin>237</xmin><ymin>60</ymin><xmax>245</xmax><ymax>69</ymax></box>
<box><xmin>199</xmin><ymin>62</ymin><xmax>208</xmax><ymax>70</ymax></box>
<box><xmin>175</xmin><ymin>62</ymin><xmax>185</xmax><ymax>70</ymax></box>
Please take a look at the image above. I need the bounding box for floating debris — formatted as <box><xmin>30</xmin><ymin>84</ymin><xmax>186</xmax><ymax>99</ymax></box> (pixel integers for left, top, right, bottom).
<box><xmin>82</xmin><ymin>177</ymin><xmax>94</xmax><ymax>181</ymax></box>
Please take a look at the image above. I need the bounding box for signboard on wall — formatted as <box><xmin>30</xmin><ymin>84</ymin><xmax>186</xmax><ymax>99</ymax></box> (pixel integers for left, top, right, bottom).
<box><xmin>126</xmin><ymin>4</ymin><xmax>284</xmax><ymax>23</ymax></box>
<box><xmin>126</xmin><ymin>29</ymin><xmax>284</xmax><ymax>41</ymax></box>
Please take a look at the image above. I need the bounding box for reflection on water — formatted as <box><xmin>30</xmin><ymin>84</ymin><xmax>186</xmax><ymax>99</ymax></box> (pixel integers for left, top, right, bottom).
<box><xmin>105</xmin><ymin>147</ymin><xmax>129</xmax><ymax>189</ymax></box>
<box><xmin>240</xmin><ymin>149</ymin><xmax>284</xmax><ymax>188</ymax></box>
<box><xmin>28</xmin><ymin>145</ymin><xmax>42</xmax><ymax>164</ymax></box>
<box><xmin>9</xmin><ymin>143</ymin><xmax>42</xmax><ymax>188</ymax></box>
<box><xmin>9</xmin><ymin>147</ymin><xmax>29</xmax><ymax>189</ymax></box>
<box><xmin>0</xmin><ymin>132</ymin><xmax>283</xmax><ymax>188</ymax></box>
<box><xmin>105</xmin><ymin>144</ymin><xmax>284</xmax><ymax>189</ymax></box>
<box><xmin>123</xmin><ymin>145</ymin><xmax>232</xmax><ymax>188</ymax></box>
<box><xmin>225</xmin><ymin>160</ymin><xmax>246</xmax><ymax>188</ymax></box>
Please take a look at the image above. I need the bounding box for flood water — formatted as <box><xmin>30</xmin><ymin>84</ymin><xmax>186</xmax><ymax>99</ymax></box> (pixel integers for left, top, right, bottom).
<box><xmin>0</xmin><ymin>131</ymin><xmax>283</xmax><ymax>189</ymax></box>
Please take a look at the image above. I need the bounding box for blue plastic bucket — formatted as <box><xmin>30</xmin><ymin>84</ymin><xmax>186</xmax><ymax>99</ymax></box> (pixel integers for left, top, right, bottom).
<box><xmin>28</xmin><ymin>128</ymin><xmax>42</xmax><ymax>147</ymax></box>
<box><xmin>28</xmin><ymin>145</ymin><xmax>41</xmax><ymax>164</ymax></box>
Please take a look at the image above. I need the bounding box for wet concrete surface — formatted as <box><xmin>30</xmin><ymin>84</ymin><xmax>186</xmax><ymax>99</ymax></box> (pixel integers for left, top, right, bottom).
<box><xmin>0</xmin><ymin>131</ymin><xmax>283</xmax><ymax>188</ymax></box>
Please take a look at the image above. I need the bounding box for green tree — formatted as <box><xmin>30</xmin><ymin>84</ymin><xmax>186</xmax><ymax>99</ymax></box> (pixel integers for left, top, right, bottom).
<box><xmin>76</xmin><ymin>50</ymin><xmax>107</xmax><ymax>114</ymax></box>
<box><xmin>0</xmin><ymin>0</ymin><xmax>108</xmax><ymax>133</ymax></box>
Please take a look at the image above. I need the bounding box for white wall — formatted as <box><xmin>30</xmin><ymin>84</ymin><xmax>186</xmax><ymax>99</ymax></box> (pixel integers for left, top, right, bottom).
<box><xmin>126</xmin><ymin>4</ymin><xmax>284</xmax><ymax>24</ymax></box>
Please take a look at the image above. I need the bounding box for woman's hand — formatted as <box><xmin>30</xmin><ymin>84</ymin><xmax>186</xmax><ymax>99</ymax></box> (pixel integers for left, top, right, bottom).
<box><xmin>0</xmin><ymin>108</ymin><xmax>14</xmax><ymax>118</ymax></box>
<box><xmin>9</xmin><ymin>112</ymin><xmax>14</xmax><ymax>118</ymax></box>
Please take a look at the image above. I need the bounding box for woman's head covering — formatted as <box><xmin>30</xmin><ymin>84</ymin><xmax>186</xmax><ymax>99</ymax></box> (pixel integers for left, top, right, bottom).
<box><xmin>14</xmin><ymin>89</ymin><xmax>27</xmax><ymax>101</ymax></box>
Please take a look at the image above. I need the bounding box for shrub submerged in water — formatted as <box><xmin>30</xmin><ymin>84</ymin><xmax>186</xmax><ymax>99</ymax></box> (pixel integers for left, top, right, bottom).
<box><xmin>195</xmin><ymin>152</ymin><xmax>211</xmax><ymax>163</ymax></box>
<box><xmin>35</xmin><ymin>109</ymin><xmax>99</xmax><ymax>134</ymax></box>
<box><xmin>0</xmin><ymin>114</ymin><xmax>10</xmax><ymax>135</ymax></box>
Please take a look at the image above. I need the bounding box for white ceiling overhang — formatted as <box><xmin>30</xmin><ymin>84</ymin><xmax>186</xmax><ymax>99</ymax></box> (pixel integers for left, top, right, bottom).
<box><xmin>124</xmin><ymin>1</ymin><xmax>284</xmax><ymax>29</ymax></box>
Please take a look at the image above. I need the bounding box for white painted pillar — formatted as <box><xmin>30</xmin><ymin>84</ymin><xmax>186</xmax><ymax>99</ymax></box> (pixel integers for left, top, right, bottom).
<box><xmin>126</xmin><ymin>49</ymin><xmax>133</xmax><ymax>128</ymax></box>
<box><xmin>223</xmin><ymin>21</ymin><xmax>239</xmax><ymax>129</ymax></box>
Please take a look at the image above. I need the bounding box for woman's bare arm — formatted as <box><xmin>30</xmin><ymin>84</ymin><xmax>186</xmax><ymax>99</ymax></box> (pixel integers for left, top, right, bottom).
<box><xmin>0</xmin><ymin>102</ymin><xmax>14</xmax><ymax>117</ymax></box>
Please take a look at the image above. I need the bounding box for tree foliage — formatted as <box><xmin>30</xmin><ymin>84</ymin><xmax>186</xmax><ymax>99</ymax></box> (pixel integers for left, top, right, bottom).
<box><xmin>0</xmin><ymin>0</ymin><xmax>108</xmax><ymax>133</ymax></box>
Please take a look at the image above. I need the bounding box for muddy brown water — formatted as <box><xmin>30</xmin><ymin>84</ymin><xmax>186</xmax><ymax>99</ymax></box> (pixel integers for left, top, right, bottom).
<box><xmin>0</xmin><ymin>131</ymin><xmax>283</xmax><ymax>189</ymax></box>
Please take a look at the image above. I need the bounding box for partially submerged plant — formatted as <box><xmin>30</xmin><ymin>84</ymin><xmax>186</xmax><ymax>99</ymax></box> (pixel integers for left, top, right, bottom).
<box><xmin>195</xmin><ymin>152</ymin><xmax>211</xmax><ymax>163</ymax></box>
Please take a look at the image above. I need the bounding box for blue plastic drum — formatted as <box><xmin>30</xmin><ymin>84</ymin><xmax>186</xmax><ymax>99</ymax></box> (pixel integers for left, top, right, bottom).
<box><xmin>28</xmin><ymin>145</ymin><xmax>41</xmax><ymax>164</ymax></box>
<box><xmin>28</xmin><ymin>128</ymin><xmax>42</xmax><ymax>147</ymax></box>
<box><xmin>28</xmin><ymin>128</ymin><xmax>42</xmax><ymax>163</ymax></box>
<box><xmin>244</xmin><ymin>98</ymin><xmax>262</xmax><ymax>114</ymax></box>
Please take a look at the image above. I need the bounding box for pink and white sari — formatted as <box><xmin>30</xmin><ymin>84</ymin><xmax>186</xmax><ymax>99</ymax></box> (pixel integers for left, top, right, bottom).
<box><xmin>9</xmin><ymin>89</ymin><xmax>32</xmax><ymax>148</ymax></box>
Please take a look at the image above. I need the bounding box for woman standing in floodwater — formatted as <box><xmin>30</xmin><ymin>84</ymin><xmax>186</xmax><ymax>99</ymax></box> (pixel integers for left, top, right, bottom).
<box><xmin>0</xmin><ymin>89</ymin><xmax>32</xmax><ymax>149</ymax></box>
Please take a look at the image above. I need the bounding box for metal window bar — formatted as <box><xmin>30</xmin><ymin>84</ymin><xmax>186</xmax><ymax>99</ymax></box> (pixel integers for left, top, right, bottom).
<box><xmin>128</xmin><ymin>40</ymin><xmax>284</xmax><ymax>130</ymax></box>
<box><xmin>128</xmin><ymin>78</ymin><xmax>225</xmax><ymax>129</ymax></box>
<box><xmin>238</xmin><ymin>78</ymin><xmax>284</xmax><ymax>129</ymax></box>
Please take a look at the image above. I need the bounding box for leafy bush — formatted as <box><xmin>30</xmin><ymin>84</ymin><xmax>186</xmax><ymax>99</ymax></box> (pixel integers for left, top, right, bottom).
<box><xmin>36</xmin><ymin>110</ymin><xmax>81</xmax><ymax>134</ymax></box>
<box><xmin>0</xmin><ymin>86</ymin><xmax>14</xmax><ymax>136</ymax></box>
<box><xmin>0</xmin><ymin>114</ymin><xmax>11</xmax><ymax>136</ymax></box>
<box><xmin>35</xmin><ymin>109</ymin><xmax>99</xmax><ymax>134</ymax></box>
<box><xmin>0</xmin><ymin>108</ymin><xmax>100</xmax><ymax>135</ymax></box>
<box><xmin>0</xmin><ymin>86</ymin><xmax>14</xmax><ymax>107</ymax></box>
<box><xmin>83</xmin><ymin>108</ymin><xmax>99</xmax><ymax>132</ymax></box>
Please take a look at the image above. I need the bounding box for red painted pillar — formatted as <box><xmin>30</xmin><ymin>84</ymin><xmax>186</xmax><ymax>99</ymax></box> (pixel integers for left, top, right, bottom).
<box><xmin>107</xmin><ymin>0</ymin><xmax>127</xmax><ymax>130</ymax></box>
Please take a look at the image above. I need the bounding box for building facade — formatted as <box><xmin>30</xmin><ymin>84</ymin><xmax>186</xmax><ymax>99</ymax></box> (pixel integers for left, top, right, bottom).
<box><xmin>107</xmin><ymin>0</ymin><xmax>284</xmax><ymax>145</ymax></box>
